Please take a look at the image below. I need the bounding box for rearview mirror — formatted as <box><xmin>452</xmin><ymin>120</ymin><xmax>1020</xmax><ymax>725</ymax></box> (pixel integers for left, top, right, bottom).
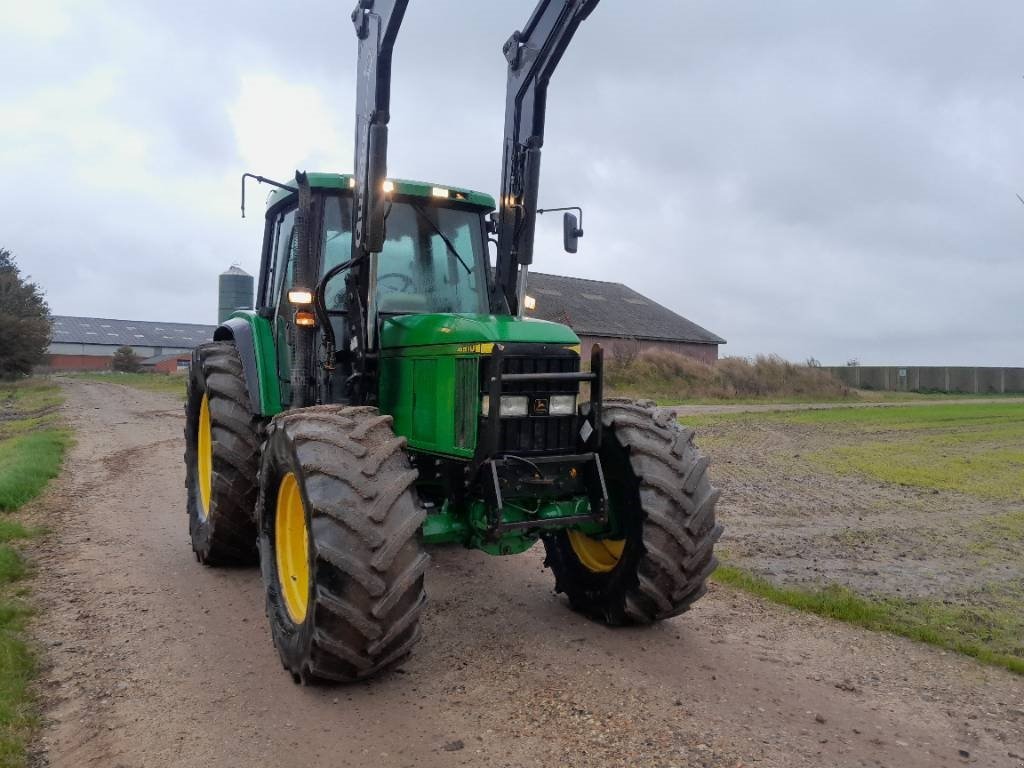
<box><xmin>563</xmin><ymin>212</ymin><xmax>583</xmax><ymax>253</ymax></box>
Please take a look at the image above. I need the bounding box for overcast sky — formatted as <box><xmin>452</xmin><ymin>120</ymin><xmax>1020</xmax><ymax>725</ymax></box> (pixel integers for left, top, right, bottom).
<box><xmin>2</xmin><ymin>1</ymin><xmax>1021</xmax><ymax>365</ymax></box>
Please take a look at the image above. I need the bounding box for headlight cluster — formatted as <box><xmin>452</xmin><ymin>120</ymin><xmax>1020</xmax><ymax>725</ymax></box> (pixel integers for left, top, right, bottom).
<box><xmin>548</xmin><ymin>395</ymin><xmax>577</xmax><ymax>415</ymax></box>
<box><xmin>481</xmin><ymin>394</ymin><xmax>576</xmax><ymax>417</ymax></box>
<box><xmin>481</xmin><ymin>395</ymin><xmax>526</xmax><ymax>417</ymax></box>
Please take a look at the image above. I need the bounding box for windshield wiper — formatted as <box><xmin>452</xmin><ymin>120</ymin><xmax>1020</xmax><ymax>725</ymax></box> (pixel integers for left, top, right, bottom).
<box><xmin>411</xmin><ymin>204</ymin><xmax>473</xmax><ymax>275</ymax></box>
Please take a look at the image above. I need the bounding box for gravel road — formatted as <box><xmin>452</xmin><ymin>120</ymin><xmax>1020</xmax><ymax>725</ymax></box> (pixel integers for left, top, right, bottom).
<box><xmin>25</xmin><ymin>379</ymin><xmax>1024</xmax><ymax>767</ymax></box>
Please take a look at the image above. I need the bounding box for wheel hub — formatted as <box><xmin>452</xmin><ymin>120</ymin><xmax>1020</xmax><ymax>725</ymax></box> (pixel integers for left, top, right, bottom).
<box><xmin>275</xmin><ymin>472</ymin><xmax>310</xmax><ymax>623</ymax></box>
<box><xmin>567</xmin><ymin>530</ymin><xmax>625</xmax><ymax>573</ymax></box>
<box><xmin>197</xmin><ymin>393</ymin><xmax>213</xmax><ymax>520</ymax></box>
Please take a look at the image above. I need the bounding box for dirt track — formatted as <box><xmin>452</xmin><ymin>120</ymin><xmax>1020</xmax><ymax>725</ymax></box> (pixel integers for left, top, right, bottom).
<box><xmin>25</xmin><ymin>380</ymin><xmax>1024</xmax><ymax>767</ymax></box>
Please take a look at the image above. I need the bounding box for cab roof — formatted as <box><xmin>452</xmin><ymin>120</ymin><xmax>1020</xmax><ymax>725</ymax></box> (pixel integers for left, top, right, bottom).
<box><xmin>265</xmin><ymin>172</ymin><xmax>496</xmax><ymax>212</ymax></box>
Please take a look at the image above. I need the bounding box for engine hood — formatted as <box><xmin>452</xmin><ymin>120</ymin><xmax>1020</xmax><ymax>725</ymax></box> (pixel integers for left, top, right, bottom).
<box><xmin>380</xmin><ymin>313</ymin><xmax>579</xmax><ymax>351</ymax></box>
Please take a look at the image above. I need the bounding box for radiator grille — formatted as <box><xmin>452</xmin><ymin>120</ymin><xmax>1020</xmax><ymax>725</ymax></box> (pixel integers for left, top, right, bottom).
<box><xmin>482</xmin><ymin>352</ymin><xmax>580</xmax><ymax>456</ymax></box>
<box><xmin>454</xmin><ymin>357</ymin><xmax>478</xmax><ymax>449</ymax></box>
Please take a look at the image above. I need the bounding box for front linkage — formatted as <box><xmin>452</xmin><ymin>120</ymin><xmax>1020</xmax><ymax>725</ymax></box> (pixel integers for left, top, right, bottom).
<box><xmin>473</xmin><ymin>343</ymin><xmax>607</xmax><ymax>540</ymax></box>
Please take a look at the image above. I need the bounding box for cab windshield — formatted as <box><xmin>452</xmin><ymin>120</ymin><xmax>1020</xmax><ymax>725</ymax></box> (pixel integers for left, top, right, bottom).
<box><xmin>321</xmin><ymin>195</ymin><xmax>489</xmax><ymax>315</ymax></box>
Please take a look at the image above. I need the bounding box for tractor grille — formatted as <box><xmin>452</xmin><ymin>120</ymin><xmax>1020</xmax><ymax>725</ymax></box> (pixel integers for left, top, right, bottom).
<box><xmin>482</xmin><ymin>351</ymin><xmax>580</xmax><ymax>456</ymax></box>
<box><xmin>454</xmin><ymin>357</ymin><xmax>478</xmax><ymax>450</ymax></box>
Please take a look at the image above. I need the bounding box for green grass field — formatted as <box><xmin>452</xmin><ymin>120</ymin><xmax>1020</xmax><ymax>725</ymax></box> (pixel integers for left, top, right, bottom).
<box><xmin>0</xmin><ymin>379</ymin><xmax>69</xmax><ymax>767</ymax></box>
<box><xmin>701</xmin><ymin>401</ymin><xmax>1024</xmax><ymax>674</ymax></box>
<box><xmin>688</xmin><ymin>402</ymin><xmax>1024</xmax><ymax>501</ymax></box>
<box><xmin>69</xmin><ymin>371</ymin><xmax>187</xmax><ymax>399</ymax></box>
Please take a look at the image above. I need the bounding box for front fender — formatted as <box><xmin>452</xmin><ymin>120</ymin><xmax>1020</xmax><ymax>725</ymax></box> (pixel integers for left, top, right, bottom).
<box><xmin>214</xmin><ymin>312</ymin><xmax>282</xmax><ymax>416</ymax></box>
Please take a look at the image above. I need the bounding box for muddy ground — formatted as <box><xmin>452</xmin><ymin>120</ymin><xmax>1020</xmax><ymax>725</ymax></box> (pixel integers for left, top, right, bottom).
<box><xmin>22</xmin><ymin>380</ymin><xmax>1024</xmax><ymax>767</ymax></box>
<box><xmin>680</xmin><ymin>406</ymin><xmax>1023</xmax><ymax>603</ymax></box>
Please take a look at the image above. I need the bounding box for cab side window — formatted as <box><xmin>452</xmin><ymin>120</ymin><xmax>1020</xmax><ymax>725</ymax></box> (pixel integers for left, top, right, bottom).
<box><xmin>273</xmin><ymin>212</ymin><xmax>298</xmax><ymax>406</ymax></box>
<box><xmin>271</xmin><ymin>209</ymin><xmax>296</xmax><ymax>309</ymax></box>
<box><xmin>260</xmin><ymin>208</ymin><xmax>296</xmax><ymax>310</ymax></box>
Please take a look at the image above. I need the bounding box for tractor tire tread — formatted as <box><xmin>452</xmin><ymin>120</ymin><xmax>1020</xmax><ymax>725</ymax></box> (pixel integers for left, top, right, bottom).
<box><xmin>185</xmin><ymin>341</ymin><xmax>260</xmax><ymax>566</ymax></box>
<box><xmin>544</xmin><ymin>398</ymin><xmax>721</xmax><ymax>624</ymax></box>
<box><xmin>258</xmin><ymin>405</ymin><xmax>427</xmax><ymax>683</ymax></box>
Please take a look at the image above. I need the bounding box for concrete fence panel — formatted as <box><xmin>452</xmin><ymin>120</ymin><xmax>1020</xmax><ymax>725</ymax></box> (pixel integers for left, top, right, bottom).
<box><xmin>823</xmin><ymin>366</ymin><xmax>1024</xmax><ymax>394</ymax></box>
<box><xmin>1004</xmin><ymin>368</ymin><xmax>1024</xmax><ymax>392</ymax></box>
<box><xmin>947</xmin><ymin>367</ymin><xmax>976</xmax><ymax>393</ymax></box>
<box><xmin>916</xmin><ymin>368</ymin><xmax>948</xmax><ymax>391</ymax></box>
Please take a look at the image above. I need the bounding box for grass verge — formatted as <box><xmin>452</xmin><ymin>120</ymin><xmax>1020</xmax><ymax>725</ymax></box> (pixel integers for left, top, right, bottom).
<box><xmin>0</xmin><ymin>431</ymin><xmax>70</xmax><ymax>512</ymax></box>
<box><xmin>67</xmin><ymin>372</ymin><xmax>186</xmax><ymax>399</ymax></box>
<box><xmin>714</xmin><ymin>565</ymin><xmax>1024</xmax><ymax>675</ymax></box>
<box><xmin>0</xmin><ymin>379</ymin><xmax>69</xmax><ymax>766</ymax></box>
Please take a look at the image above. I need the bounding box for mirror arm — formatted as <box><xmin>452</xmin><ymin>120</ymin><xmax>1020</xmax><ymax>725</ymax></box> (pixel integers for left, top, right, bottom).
<box><xmin>240</xmin><ymin>172</ymin><xmax>296</xmax><ymax>218</ymax></box>
<box><xmin>537</xmin><ymin>205</ymin><xmax>584</xmax><ymax>233</ymax></box>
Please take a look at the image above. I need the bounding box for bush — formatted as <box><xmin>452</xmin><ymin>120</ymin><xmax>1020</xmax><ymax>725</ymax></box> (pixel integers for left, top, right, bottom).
<box><xmin>111</xmin><ymin>346</ymin><xmax>142</xmax><ymax>373</ymax></box>
<box><xmin>605</xmin><ymin>350</ymin><xmax>850</xmax><ymax>401</ymax></box>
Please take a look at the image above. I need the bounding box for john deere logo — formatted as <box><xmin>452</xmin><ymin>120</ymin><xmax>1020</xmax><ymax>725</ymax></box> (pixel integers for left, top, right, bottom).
<box><xmin>532</xmin><ymin>397</ymin><xmax>549</xmax><ymax>415</ymax></box>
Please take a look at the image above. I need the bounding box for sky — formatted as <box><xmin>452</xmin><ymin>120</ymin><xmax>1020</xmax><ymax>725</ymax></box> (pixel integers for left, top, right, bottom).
<box><xmin>1</xmin><ymin>1</ymin><xmax>1021</xmax><ymax>366</ymax></box>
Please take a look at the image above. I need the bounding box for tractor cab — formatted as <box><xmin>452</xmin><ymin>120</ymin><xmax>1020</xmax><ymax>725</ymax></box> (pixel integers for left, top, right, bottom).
<box><xmin>256</xmin><ymin>173</ymin><xmax>497</xmax><ymax>406</ymax></box>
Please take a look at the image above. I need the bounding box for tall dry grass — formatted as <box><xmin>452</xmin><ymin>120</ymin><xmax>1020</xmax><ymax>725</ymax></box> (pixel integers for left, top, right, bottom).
<box><xmin>604</xmin><ymin>350</ymin><xmax>850</xmax><ymax>402</ymax></box>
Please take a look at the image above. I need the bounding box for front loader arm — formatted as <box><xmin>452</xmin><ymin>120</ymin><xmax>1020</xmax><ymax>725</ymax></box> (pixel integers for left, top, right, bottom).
<box><xmin>347</xmin><ymin>0</ymin><xmax>410</xmax><ymax>402</ymax></box>
<box><xmin>491</xmin><ymin>0</ymin><xmax>601</xmax><ymax>316</ymax></box>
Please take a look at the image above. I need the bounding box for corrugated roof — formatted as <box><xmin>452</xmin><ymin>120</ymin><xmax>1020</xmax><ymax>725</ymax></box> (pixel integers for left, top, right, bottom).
<box><xmin>525</xmin><ymin>273</ymin><xmax>726</xmax><ymax>345</ymax></box>
<box><xmin>52</xmin><ymin>316</ymin><xmax>216</xmax><ymax>348</ymax></box>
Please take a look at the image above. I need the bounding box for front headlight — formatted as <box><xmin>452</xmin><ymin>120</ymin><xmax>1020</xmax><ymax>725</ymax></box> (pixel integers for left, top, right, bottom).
<box><xmin>549</xmin><ymin>395</ymin><xmax>577</xmax><ymax>415</ymax></box>
<box><xmin>500</xmin><ymin>396</ymin><xmax>529</xmax><ymax>417</ymax></box>
<box><xmin>481</xmin><ymin>395</ymin><xmax>530</xmax><ymax>417</ymax></box>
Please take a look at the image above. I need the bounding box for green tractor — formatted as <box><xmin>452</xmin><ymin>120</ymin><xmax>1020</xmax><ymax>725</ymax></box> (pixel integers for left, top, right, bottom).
<box><xmin>184</xmin><ymin>0</ymin><xmax>721</xmax><ymax>683</ymax></box>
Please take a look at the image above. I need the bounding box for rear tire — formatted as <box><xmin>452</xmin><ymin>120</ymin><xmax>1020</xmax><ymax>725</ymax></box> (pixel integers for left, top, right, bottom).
<box><xmin>184</xmin><ymin>341</ymin><xmax>260</xmax><ymax>565</ymax></box>
<box><xmin>257</xmin><ymin>405</ymin><xmax>428</xmax><ymax>683</ymax></box>
<box><xmin>543</xmin><ymin>398</ymin><xmax>722</xmax><ymax>624</ymax></box>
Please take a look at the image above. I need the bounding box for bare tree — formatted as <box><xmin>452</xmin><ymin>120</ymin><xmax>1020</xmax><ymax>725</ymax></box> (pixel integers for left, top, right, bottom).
<box><xmin>610</xmin><ymin>337</ymin><xmax>641</xmax><ymax>366</ymax></box>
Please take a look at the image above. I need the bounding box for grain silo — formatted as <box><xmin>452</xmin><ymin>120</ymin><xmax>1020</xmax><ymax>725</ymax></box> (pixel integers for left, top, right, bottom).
<box><xmin>218</xmin><ymin>265</ymin><xmax>254</xmax><ymax>323</ymax></box>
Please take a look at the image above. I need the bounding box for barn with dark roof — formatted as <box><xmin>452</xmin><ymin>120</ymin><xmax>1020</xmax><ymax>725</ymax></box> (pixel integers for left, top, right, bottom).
<box><xmin>43</xmin><ymin>274</ymin><xmax>723</xmax><ymax>371</ymax></box>
<box><xmin>524</xmin><ymin>272</ymin><xmax>725</xmax><ymax>364</ymax></box>
<box><xmin>46</xmin><ymin>316</ymin><xmax>215</xmax><ymax>371</ymax></box>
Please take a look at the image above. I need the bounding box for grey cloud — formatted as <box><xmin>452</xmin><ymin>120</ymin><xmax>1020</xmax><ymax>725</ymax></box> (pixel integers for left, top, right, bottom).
<box><xmin>2</xmin><ymin>1</ymin><xmax>1022</xmax><ymax>365</ymax></box>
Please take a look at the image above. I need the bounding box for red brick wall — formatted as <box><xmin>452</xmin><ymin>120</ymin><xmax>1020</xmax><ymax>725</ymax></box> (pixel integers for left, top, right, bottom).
<box><xmin>580</xmin><ymin>336</ymin><xmax>718</xmax><ymax>365</ymax></box>
<box><xmin>45</xmin><ymin>354</ymin><xmax>112</xmax><ymax>371</ymax></box>
<box><xmin>152</xmin><ymin>356</ymin><xmax>191</xmax><ymax>374</ymax></box>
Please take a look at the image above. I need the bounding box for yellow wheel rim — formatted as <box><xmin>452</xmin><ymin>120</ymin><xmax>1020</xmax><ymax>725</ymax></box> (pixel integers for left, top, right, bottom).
<box><xmin>197</xmin><ymin>393</ymin><xmax>213</xmax><ymax>520</ymax></box>
<box><xmin>567</xmin><ymin>531</ymin><xmax>626</xmax><ymax>574</ymax></box>
<box><xmin>275</xmin><ymin>472</ymin><xmax>310</xmax><ymax>624</ymax></box>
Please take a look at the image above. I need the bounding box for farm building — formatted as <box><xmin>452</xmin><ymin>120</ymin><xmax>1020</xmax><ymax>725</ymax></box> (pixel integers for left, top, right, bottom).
<box><xmin>140</xmin><ymin>352</ymin><xmax>195</xmax><ymax>374</ymax></box>
<box><xmin>524</xmin><ymin>272</ymin><xmax>725</xmax><ymax>363</ymax></box>
<box><xmin>46</xmin><ymin>316</ymin><xmax>215</xmax><ymax>371</ymax></box>
<box><xmin>44</xmin><ymin>272</ymin><xmax>724</xmax><ymax>371</ymax></box>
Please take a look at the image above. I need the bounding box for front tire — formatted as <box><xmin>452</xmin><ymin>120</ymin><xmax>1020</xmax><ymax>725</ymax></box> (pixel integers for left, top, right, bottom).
<box><xmin>257</xmin><ymin>405</ymin><xmax>428</xmax><ymax>683</ymax></box>
<box><xmin>184</xmin><ymin>341</ymin><xmax>260</xmax><ymax>565</ymax></box>
<box><xmin>543</xmin><ymin>398</ymin><xmax>722</xmax><ymax>624</ymax></box>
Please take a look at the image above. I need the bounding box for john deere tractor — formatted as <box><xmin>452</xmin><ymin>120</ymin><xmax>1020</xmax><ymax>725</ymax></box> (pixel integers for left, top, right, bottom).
<box><xmin>184</xmin><ymin>0</ymin><xmax>721</xmax><ymax>683</ymax></box>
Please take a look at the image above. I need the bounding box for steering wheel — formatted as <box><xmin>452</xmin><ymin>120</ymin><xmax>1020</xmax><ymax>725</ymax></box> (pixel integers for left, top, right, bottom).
<box><xmin>377</xmin><ymin>272</ymin><xmax>416</xmax><ymax>294</ymax></box>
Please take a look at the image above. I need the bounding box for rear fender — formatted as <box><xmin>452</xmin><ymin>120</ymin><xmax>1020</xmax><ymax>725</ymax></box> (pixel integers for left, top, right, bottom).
<box><xmin>214</xmin><ymin>312</ymin><xmax>282</xmax><ymax>416</ymax></box>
